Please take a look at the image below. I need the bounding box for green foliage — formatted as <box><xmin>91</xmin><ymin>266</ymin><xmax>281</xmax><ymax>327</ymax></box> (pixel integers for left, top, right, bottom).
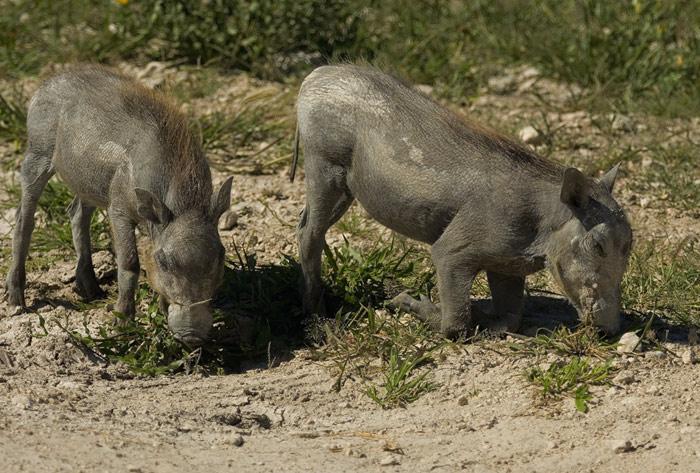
<box><xmin>51</xmin><ymin>289</ymin><xmax>194</xmax><ymax>376</ymax></box>
<box><xmin>0</xmin><ymin>90</ymin><xmax>27</xmax><ymax>155</ymax></box>
<box><xmin>623</xmin><ymin>238</ymin><xmax>700</xmax><ymax>327</ymax></box>
<box><xmin>142</xmin><ymin>0</ymin><xmax>360</xmax><ymax>76</ymax></box>
<box><xmin>50</xmin><ymin>253</ymin><xmax>304</xmax><ymax>376</ymax></box>
<box><xmin>190</xmin><ymin>86</ymin><xmax>292</xmax><ymax>168</ymax></box>
<box><xmin>525</xmin><ymin>356</ymin><xmax>615</xmax><ymax>413</ymax></box>
<box><xmin>323</xmin><ymin>236</ymin><xmax>434</xmax><ymax>308</ymax></box>
<box><xmin>632</xmin><ymin>142</ymin><xmax>700</xmax><ymax>211</ymax></box>
<box><xmin>3</xmin><ymin>178</ymin><xmax>110</xmax><ymax>253</ymax></box>
<box><xmin>311</xmin><ymin>304</ymin><xmax>446</xmax><ymax>407</ymax></box>
<box><xmin>366</xmin><ymin>345</ymin><xmax>440</xmax><ymax>408</ymax></box>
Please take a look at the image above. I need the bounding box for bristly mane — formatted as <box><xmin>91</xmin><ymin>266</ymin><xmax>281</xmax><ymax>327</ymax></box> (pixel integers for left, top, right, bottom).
<box><xmin>69</xmin><ymin>65</ymin><xmax>212</xmax><ymax>214</ymax></box>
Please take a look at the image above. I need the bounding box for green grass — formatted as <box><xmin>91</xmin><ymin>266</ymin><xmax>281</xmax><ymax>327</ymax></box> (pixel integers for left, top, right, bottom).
<box><xmin>37</xmin><ymin>252</ymin><xmax>304</xmax><ymax>376</ymax></box>
<box><xmin>525</xmin><ymin>356</ymin><xmax>615</xmax><ymax>413</ymax></box>
<box><xmin>3</xmin><ymin>177</ymin><xmax>111</xmax><ymax>253</ymax></box>
<box><xmin>322</xmin><ymin>236</ymin><xmax>435</xmax><ymax>308</ymax></box>
<box><xmin>0</xmin><ymin>90</ymin><xmax>27</xmax><ymax>157</ymax></box>
<box><xmin>623</xmin><ymin>238</ymin><xmax>700</xmax><ymax>327</ymax></box>
<box><xmin>310</xmin><ymin>304</ymin><xmax>446</xmax><ymax>408</ymax></box>
<box><xmin>366</xmin><ymin>345</ymin><xmax>441</xmax><ymax>408</ymax></box>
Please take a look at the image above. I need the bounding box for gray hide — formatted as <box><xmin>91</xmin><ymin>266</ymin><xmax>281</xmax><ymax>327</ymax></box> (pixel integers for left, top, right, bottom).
<box><xmin>291</xmin><ymin>65</ymin><xmax>632</xmax><ymax>338</ymax></box>
<box><xmin>4</xmin><ymin>66</ymin><xmax>232</xmax><ymax>345</ymax></box>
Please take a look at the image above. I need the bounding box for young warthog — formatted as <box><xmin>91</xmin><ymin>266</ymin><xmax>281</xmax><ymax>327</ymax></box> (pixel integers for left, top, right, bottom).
<box><xmin>291</xmin><ymin>65</ymin><xmax>632</xmax><ymax>338</ymax></box>
<box><xmin>4</xmin><ymin>66</ymin><xmax>232</xmax><ymax>345</ymax></box>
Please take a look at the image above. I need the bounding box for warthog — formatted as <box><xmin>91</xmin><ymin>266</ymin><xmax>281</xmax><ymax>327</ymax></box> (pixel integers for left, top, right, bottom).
<box><xmin>291</xmin><ymin>65</ymin><xmax>632</xmax><ymax>338</ymax></box>
<box><xmin>4</xmin><ymin>66</ymin><xmax>232</xmax><ymax>345</ymax></box>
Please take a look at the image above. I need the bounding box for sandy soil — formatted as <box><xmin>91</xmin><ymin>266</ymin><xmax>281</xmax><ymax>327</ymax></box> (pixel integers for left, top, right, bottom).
<box><xmin>1</xmin><ymin>63</ymin><xmax>699</xmax><ymax>472</ymax></box>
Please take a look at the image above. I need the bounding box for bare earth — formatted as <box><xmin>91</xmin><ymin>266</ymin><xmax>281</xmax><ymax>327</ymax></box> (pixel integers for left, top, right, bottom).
<box><xmin>1</xmin><ymin>63</ymin><xmax>699</xmax><ymax>472</ymax></box>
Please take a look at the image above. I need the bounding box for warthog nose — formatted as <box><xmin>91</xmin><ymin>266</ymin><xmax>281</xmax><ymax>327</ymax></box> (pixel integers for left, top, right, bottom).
<box><xmin>167</xmin><ymin>302</ymin><xmax>213</xmax><ymax>345</ymax></box>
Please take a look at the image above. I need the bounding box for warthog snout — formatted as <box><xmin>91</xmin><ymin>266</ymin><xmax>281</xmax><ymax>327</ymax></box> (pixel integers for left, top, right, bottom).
<box><xmin>167</xmin><ymin>301</ymin><xmax>213</xmax><ymax>346</ymax></box>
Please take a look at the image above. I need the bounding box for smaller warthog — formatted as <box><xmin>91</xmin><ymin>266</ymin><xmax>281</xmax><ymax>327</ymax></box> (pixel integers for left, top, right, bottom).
<box><xmin>291</xmin><ymin>65</ymin><xmax>632</xmax><ymax>338</ymax></box>
<box><xmin>4</xmin><ymin>66</ymin><xmax>232</xmax><ymax>345</ymax></box>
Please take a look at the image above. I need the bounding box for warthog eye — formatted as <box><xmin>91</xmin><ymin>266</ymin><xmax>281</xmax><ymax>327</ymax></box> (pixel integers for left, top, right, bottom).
<box><xmin>593</xmin><ymin>241</ymin><xmax>606</xmax><ymax>258</ymax></box>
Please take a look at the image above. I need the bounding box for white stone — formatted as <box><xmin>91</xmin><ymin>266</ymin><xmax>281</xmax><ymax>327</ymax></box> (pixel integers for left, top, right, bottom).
<box><xmin>681</xmin><ymin>348</ymin><xmax>697</xmax><ymax>364</ymax></box>
<box><xmin>488</xmin><ymin>75</ymin><xmax>517</xmax><ymax>94</ymax></box>
<box><xmin>518</xmin><ymin>125</ymin><xmax>543</xmax><ymax>145</ymax></box>
<box><xmin>218</xmin><ymin>210</ymin><xmax>239</xmax><ymax>230</ymax></box>
<box><xmin>379</xmin><ymin>455</ymin><xmax>400</xmax><ymax>466</ymax></box>
<box><xmin>644</xmin><ymin>351</ymin><xmax>667</xmax><ymax>361</ymax></box>
<box><xmin>609</xmin><ymin>113</ymin><xmax>637</xmax><ymax>133</ymax></box>
<box><xmin>613</xmin><ymin>370</ymin><xmax>636</xmax><ymax>385</ymax></box>
<box><xmin>616</xmin><ymin>332</ymin><xmax>641</xmax><ymax>353</ymax></box>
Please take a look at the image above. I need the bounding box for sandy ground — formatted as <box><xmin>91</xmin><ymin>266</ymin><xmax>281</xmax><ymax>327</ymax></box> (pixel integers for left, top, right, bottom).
<box><xmin>1</xmin><ymin>63</ymin><xmax>699</xmax><ymax>472</ymax></box>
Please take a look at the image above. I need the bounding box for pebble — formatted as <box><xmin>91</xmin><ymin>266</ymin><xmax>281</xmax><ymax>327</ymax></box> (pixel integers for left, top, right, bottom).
<box><xmin>379</xmin><ymin>455</ymin><xmax>400</xmax><ymax>466</ymax></box>
<box><xmin>126</xmin><ymin>466</ymin><xmax>142</xmax><ymax>473</ymax></box>
<box><xmin>415</xmin><ymin>84</ymin><xmax>434</xmax><ymax>96</ymax></box>
<box><xmin>681</xmin><ymin>348</ymin><xmax>697</xmax><ymax>365</ymax></box>
<box><xmin>518</xmin><ymin>125</ymin><xmax>543</xmax><ymax>145</ymax></box>
<box><xmin>613</xmin><ymin>370</ymin><xmax>636</xmax><ymax>385</ymax></box>
<box><xmin>609</xmin><ymin>113</ymin><xmax>637</xmax><ymax>133</ymax></box>
<box><xmin>231</xmin><ymin>434</ymin><xmax>244</xmax><ymax>447</ymax></box>
<box><xmin>457</xmin><ymin>395</ymin><xmax>469</xmax><ymax>406</ymax></box>
<box><xmin>218</xmin><ymin>210</ymin><xmax>239</xmax><ymax>230</ymax></box>
<box><xmin>616</xmin><ymin>332</ymin><xmax>641</xmax><ymax>353</ymax></box>
<box><xmin>644</xmin><ymin>351</ymin><xmax>667</xmax><ymax>361</ymax></box>
<box><xmin>487</xmin><ymin>75</ymin><xmax>517</xmax><ymax>94</ymax></box>
<box><xmin>344</xmin><ymin>448</ymin><xmax>366</xmax><ymax>458</ymax></box>
<box><xmin>612</xmin><ymin>439</ymin><xmax>633</xmax><ymax>453</ymax></box>
<box><xmin>11</xmin><ymin>394</ymin><xmax>33</xmax><ymax>409</ymax></box>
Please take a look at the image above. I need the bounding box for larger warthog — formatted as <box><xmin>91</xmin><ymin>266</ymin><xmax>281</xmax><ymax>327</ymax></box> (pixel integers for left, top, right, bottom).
<box><xmin>4</xmin><ymin>66</ymin><xmax>232</xmax><ymax>345</ymax></box>
<box><xmin>291</xmin><ymin>65</ymin><xmax>632</xmax><ymax>338</ymax></box>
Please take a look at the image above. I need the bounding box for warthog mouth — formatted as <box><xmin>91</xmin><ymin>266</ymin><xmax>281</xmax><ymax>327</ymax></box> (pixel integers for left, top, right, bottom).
<box><xmin>167</xmin><ymin>299</ymin><xmax>214</xmax><ymax>346</ymax></box>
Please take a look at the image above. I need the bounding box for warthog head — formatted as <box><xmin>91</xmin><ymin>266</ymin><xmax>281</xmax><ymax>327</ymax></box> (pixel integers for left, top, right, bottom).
<box><xmin>547</xmin><ymin>164</ymin><xmax>632</xmax><ymax>335</ymax></box>
<box><xmin>136</xmin><ymin>177</ymin><xmax>232</xmax><ymax>345</ymax></box>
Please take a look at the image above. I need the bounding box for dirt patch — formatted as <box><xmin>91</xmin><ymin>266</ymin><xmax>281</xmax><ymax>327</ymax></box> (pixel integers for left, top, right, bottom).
<box><xmin>1</xmin><ymin>63</ymin><xmax>699</xmax><ymax>472</ymax></box>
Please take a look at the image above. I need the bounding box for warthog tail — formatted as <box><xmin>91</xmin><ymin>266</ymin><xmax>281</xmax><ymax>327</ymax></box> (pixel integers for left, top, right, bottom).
<box><xmin>289</xmin><ymin>124</ymin><xmax>300</xmax><ymax>182</ymax></box>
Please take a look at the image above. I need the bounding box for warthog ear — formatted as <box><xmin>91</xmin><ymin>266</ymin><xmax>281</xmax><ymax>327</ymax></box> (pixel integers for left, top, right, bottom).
<box><xmin>211</xmin><ymin>176</ymin><xmax>233</xmax><ymax>220</ymax></box>
<box><xmin>599</xmin><ymin>162</ymin><xmax>621</xmax><ymax>193</ymax></box>
<box><xmin>134</xmin><ymin>188</ymin><xmax>172</xmax><ymax>226</ymax></box>
<box><xmin>560</xmin><ymin>167</ymin><xmax>589</xmax><ymax>211</ymax></box>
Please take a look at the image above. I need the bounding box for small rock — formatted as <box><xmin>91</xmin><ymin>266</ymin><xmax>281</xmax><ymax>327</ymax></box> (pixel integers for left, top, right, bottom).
<box><xmin>11</xmin><ymin>394</ymin><xmax>33</xmax><ymax>409</ymax></box>
<box><xmin>231</xmin><ymin>434</ymin><xmax>244</xmax><ymax>447</ymax></box>
<box><xmin>616</xmin><ymin>332</ymin><xmax>641</xmax><ymax>353</ymax></box>
<box><xmin>609</xmin><ymin>114</ymin><xmax>637</xmax><ymax>133</ymax></box>
<box><xmin>379</xmin><ymin>455</ymin><xmax>400</xmax><ymax>466</ymax></box>
<box><xmin>613</xmin><ymin>370</ymin><xmax>636</xmax><ymax>385</ymax></box>
<box><xmin>681</xmin><ymin>348</ymin><xmax>697</xmax><ymax>364</ymax></box>
<box><xmin>612</xmin><ymin>439</ymin><xmax>633</xmax><ymax>453</ymax></box>
<box><xmin>415</xmin><ymin>84</ymin><xmax>434</xmax><ymax>96</ymax></box>
<box><xmin>126</xmin><ymin>466</ymin><xmax>142</xmax><ymax>473</ymax></box>
<box><xmin>547</xmin><ymin>441</ymin><xmax>558</xmax><ymax>449</ymax></box>
<box><xmin>457</xmin><ymin>395</ymin><xmax>469</xmax><ymax>406</ymax></box>
<box><xmin>218</xmin><ymin>210</ymin><xmax>239</xmax><ymax>230</ymax></box>
<box><xmin>644</xmin><ymin>351</ymin><xmax>667</xmax><ymax>361</ymax></box>
<box><xmin>488</xmin><ymin>75</ymin><xmax>517</xmax><ymax>94</ymax></box>
<box><xmin>344</xmin><ymin>448</ymin><xmax>366</xmax><ymax>458</ymax></box>
<box><xmin>518</xmin><ymin>125</ymin><xmax>543</xmax><ymax>145</ymax></box>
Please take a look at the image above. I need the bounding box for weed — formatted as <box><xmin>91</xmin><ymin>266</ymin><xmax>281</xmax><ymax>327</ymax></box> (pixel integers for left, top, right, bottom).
<box><xmin>311</xmin><ymin>304</ymin><xmax>446</xmax><ymax>407</ymax></box>
<box><xmin>323</xmin><ymin>236</ymin><xmax>435</xmax><ymax>308</ymax></box>
<box><xmin>525</xmin><ymin>356</ymin><xmax>615</xmax><ymax>412</ymax></box>
<box><xmin>623</xmin><ymin>238</ymin><xmax>700</xmax><ymax>327</ymax></box>
<box><xmin>3</xmin><ymin>177</ymin><xmax>111</xmax><ymax>253</ymax></box>
<box><xmin>366</xmin><ymin>345</ymin><xmax>441</xmax><ymax>408</ymax></box>
<box><xmin>0</xmin><ymin>90</ymin><xmax>27</xmax><ymax>156</ymax></box>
